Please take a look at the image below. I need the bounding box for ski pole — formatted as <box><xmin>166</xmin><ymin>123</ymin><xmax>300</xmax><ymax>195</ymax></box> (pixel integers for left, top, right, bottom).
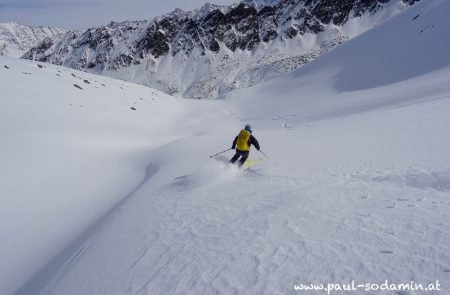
<box><xmin>209</xmin><ymin>148</ymin><xmax>233</xmax><ymax>158</ymax></box>
<box><xmin>259</xmin><ymin>149</ymin><xmax>270</xmax><ymax>160</ymax></box>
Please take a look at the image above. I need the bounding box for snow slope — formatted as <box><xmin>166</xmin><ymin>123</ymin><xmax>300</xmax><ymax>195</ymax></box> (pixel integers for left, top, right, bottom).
<box><xmin>31</xmin><ymin>93</ymin><xmax>450</xmax><ymax>295</ymax></box>
<box><xmin>2</xmin><ymin>0</ymin><xmax>450</xmax><ymax>294</ymax></box>
<box><xmin>0</xmin><ymin>56</ymin><xmax>232</xmax><ymax>294</ymax></box>
<box><xmin>227</xmin><ymin>0</ymin><xmax>450</xmax><ymax>127</ymax></box>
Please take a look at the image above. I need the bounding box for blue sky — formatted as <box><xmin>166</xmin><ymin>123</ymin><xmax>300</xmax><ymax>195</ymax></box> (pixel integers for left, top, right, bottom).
<box><xmin>0</xmin><ymin>0</ymin><xmax>237</xmax><ymax>29</ymax></box>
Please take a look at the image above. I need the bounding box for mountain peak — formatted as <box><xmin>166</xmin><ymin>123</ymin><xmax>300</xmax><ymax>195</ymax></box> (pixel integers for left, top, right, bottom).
<box><xmin>242</xmin><ymin>0</ymin><xmax>279</xmax><ymax>10</ymax></box>
<box><xmin>0</xmin><ymin>22</ymin><xmax>67</xmax><ymax>58</ymax></box>
<box><xmin>23</xmin><ymin>0</ymin><xmax>419</xmax><ymax>98</ymax></box>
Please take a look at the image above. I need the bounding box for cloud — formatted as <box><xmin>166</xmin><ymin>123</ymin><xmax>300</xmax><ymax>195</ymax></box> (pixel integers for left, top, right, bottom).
<box><xmin>0</xmin><ymin>2</ymin><xmax>47</xmax><ymax>9</ymax></box>
<box><xmin>0</xmin><ymin>0</ymin><xmax>100</xmax><ymax>8</ymax></box>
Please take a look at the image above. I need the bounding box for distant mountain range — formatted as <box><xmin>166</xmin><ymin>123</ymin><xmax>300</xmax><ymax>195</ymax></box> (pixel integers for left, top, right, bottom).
<box><xmin>0</xmin><ymin>22</ymin><xmax>66</xmax><ymax>58</ymax></box>
<box><xmin>21</xmin><ymin>0</ymin><xmax>419</xmax><ymax>98</ymax></box>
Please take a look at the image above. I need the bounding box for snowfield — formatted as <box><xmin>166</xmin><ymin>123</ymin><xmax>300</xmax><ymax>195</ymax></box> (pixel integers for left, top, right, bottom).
<box><xmin>1</xmin><ymin>0</ymin><xmax>450</xmax><ymax>294</ymax></box>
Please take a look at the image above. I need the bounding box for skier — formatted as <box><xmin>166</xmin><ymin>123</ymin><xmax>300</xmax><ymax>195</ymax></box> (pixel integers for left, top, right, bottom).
<box><xmin>230</xmin><ymin>124</ymin><xmax>260</xmax><ymax>166</ymax></box>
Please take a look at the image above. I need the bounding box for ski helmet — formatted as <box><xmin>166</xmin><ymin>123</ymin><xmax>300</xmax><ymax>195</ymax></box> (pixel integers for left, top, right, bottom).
<box><xmin>244</xmin><ymin>124</ymin><xmax>252</xmax><ymax>131</ymax></box>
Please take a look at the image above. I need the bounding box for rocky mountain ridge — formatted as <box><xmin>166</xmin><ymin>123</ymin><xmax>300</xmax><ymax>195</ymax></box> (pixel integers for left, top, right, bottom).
<box><xmin>0</xmin><ymin>22</ymin><xmax>66</xmax><ymax>58</ymax></box>
<box><xmin>23</xmin><ymin>0</ymin><xmax>419</xmax><ymax>98</ymax></box>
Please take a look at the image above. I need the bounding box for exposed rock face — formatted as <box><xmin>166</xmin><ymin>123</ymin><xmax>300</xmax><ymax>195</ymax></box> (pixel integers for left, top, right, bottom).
<box><xmin>23</xmin><ymin>0</ymin><xmax>419</xmax><ymax>98</ymax></box>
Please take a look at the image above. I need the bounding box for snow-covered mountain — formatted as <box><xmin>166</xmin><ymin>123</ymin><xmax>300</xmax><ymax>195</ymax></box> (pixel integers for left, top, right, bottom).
<box><xmin>0</xmin><ymin>22</ymin><xmax>66</xmax><ymax>58</ymax></box>
<box><xmin>23</xmin><ymin>0</ymin><xmax>418</xmax><ymax>98</ymax></box>
<box><xmin>2</xmin><ymin>0</ymin><xmax>450</xmax><ymax>294</ymax></box>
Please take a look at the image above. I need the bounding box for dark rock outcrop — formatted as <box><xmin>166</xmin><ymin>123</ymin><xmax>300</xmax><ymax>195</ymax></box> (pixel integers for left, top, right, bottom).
<box><xmin>23</xmin><ymin>0</ymin><xmax>420</xmax><ymax>98</ymax></box>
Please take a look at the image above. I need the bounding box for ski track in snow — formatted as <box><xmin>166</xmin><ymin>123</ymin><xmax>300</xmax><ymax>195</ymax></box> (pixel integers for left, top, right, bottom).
<box><xmin>39</xmin><ymin>162</ymin><xmax>450</xmax><ymax>295</ymax></box>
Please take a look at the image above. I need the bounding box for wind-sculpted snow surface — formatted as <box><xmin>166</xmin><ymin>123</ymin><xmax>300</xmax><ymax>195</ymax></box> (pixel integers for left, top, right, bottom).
<box><xmin>24</xmin><ymin>96</ymin><xmax>450</xmax><ymax>295</ymax></box>
<box><xmin>23</xmin><ymin>0</ymin><xmax>418</xmax><ymax>98</ymax></box>
<box><xmin>0</xmin><ymin>55</ymin><xmax>232</xmax><ymax>294</ymax></box>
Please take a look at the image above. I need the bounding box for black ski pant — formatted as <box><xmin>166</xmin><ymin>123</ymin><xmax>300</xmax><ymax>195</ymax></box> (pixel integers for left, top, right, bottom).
<box><xmin>230</xmin><ymin>149</ymin><xmax>249</xmax><ymax>166</ymax></box>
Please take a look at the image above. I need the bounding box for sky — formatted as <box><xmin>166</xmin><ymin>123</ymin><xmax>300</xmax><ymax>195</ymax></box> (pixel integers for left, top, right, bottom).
<box><xmin>0</xmin><ymin>0</ymin><xmax>238</xmax><ymax>29</ymax></box>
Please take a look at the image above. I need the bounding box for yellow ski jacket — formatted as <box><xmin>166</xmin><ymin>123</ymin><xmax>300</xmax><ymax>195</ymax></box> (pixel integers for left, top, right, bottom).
<box><xmin>232</xmin><ymin>129</ymin><xmax>260</xmax><ymax>152</ymax></box>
